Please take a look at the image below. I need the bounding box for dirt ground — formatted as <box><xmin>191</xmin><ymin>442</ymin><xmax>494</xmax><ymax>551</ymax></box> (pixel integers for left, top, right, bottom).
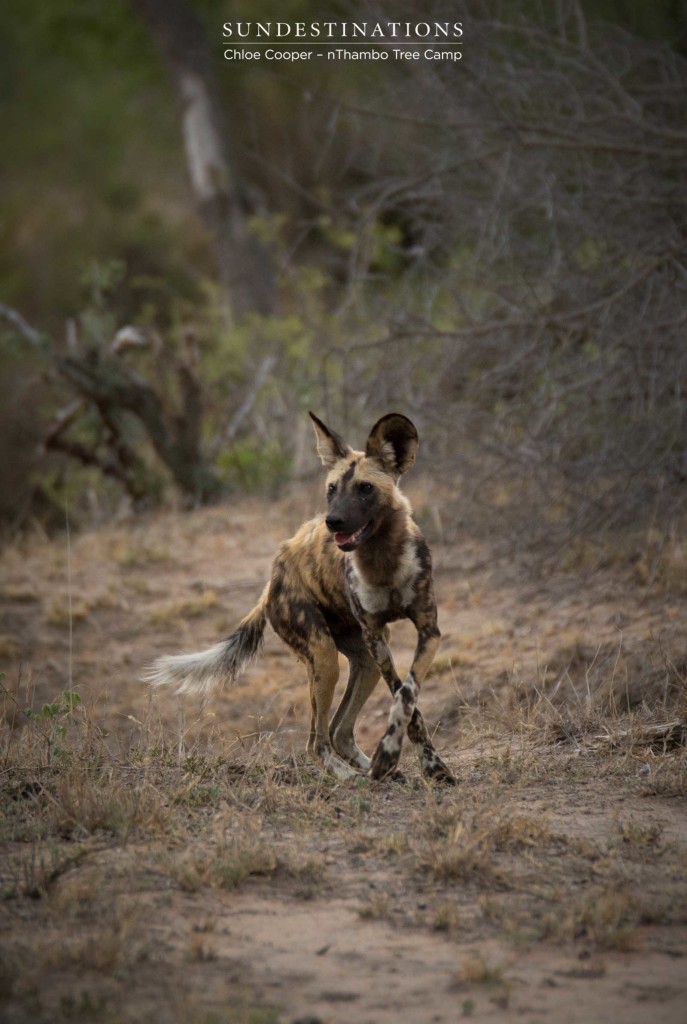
<box><xmin>1</xmin><ymin>491</ymin><xmax>686</xmax><ymax>1023</ymax></box>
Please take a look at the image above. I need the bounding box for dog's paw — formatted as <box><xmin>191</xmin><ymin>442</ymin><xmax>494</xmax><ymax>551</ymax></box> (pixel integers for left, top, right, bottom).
<box><xmin>369</xmin><ymin>738</ymin><xmax>402</xmax><ymax>780</ymax></box>
<box><xmin>421</xmin><ymin>752</ymin><xmax>457</xmax><ymax>785</ymax></box>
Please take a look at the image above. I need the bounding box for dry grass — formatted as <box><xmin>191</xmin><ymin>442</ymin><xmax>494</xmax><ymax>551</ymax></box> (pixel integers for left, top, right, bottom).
<box><xmin>1</xmin><ymin>502</ymin><xmax>686</xmax><ymax>1022</ymax></box>
<box><xmin>111</xmin><ymin>537</ymin><xmax>170</xmax><ymax>568</ymax></box>
<box><xmin>358</xmin><ymin>893</ymin><xmax>392</xmax><ymax>921</ymax></box>
<box><xmin>45</xmin><ymin>597</ymin><xmax>91</xmax><ymax>627</ymax></box>
<box><xmin>432</xmin><ymin>901</ymin><xmax>460</xmax><ymax>932</ymax></box>
<box><xmin>1</xmin><ymin>691</ymin><xmax>685</xmax><ymax>1021</ymax></box>
<box><xmin>168</xmin><ymin>814</ymin><xmax>278</xmax><ymax>892</ymax></box>
<box><xmin>411</xmin><ymin>793</ymin><xmax>558</xmax><ymax>882</ymax></box>
<box><xmin>450</xmin><ymin>651</ymin><xmax>687</xmax><ymax>790</ymax></box>
<box><xmin>0</xmin><ymin>635</ymin><xmax>22</xmax><ymax>659</ymax></box>
<box><xmin>148</xmin><ymin>589</ymin><xmax>220</xmax><ymax>625</ymax></box>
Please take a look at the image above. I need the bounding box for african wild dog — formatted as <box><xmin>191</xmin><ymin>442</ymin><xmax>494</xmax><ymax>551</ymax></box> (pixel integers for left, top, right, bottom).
<box><xmin>144</xmin><ymin>413</ymin><xmax>455</xmax><ymax>783</ymax></box>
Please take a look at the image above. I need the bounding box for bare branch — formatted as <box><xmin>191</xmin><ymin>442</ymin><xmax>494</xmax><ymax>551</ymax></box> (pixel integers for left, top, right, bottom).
<box><xmin>0</xmin><ymin>303</ymin><xmax>46</xmax><ymax>350</ymax></box>
<box><xmin>225</xmin><ymin>355</ymin><xmax>277</xmax><ymax>444</ymax></box>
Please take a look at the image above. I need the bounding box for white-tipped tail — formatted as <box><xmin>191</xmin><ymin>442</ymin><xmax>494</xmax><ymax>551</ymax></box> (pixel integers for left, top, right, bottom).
<box><xmin>142</xmin><ymin>589</ymin><xmax>268</xmax><ymax>699</ymax></box>
<box><xmin>142</xmin><ymin>641</ymin><xmax>232</xmax><ymax>698</ymax></box>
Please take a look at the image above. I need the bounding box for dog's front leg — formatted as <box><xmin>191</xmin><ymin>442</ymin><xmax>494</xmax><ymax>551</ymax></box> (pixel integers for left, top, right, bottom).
<box><xmin>405</xmin><ymin>706</ymin><xmax>456</xmax><ymax>782</ymax></box>
<box><xmin>368</xmin><ymin>621</ymin><xmax>440</xmax><ymax>779</ymax></box>
<box><xmin>362</xmin><ymin>620</ymin><xmax>436</xmax><ymax>779</ymax></box>
<box><xmin>367</xmin><ymin>613</ymin><xmax>456</xmax><ymax>783</ymax></box>
<box><xmin>359</xmin><ymin>625</ymin><xmax>406</xmax><ymax>778</ymax></box>
<box><xmin>403</xmin><ymin>608</ymin><xmax>456</xmax><ymax>783</ymax></box>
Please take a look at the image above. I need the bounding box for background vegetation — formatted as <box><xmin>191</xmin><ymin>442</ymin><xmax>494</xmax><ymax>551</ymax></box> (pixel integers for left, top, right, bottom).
<box><xmin>1</xmin><ymin>0</ymin><xmax>685</xmax><ymax>553</ymax></box>
<box><xmin>2</xmin><ymin>8</ymin><xmax>686</xmax><ymax>1019</ymax></box>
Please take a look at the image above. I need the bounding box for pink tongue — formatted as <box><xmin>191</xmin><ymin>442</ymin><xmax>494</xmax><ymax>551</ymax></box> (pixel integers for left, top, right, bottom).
<box><xmin>335</xmin><ymin>531</ymin><xmax>356</xmax><ymax>545</ymax></box>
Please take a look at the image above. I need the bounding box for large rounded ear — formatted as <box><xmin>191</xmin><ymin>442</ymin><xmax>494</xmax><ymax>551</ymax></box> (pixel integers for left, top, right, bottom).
<box><xmin>365</xmin><ymin>414</ymin><xmax>419</xmax><ymax>478</ymax></box>
<box><xmin>309</xmin><ymin>412</ymin><xmax>352</xmax><ymax>468</ymax></box>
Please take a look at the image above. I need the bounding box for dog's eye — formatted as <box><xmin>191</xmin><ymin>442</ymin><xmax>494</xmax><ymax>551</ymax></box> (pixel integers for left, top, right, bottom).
<box><xmin>327</xmin><ymin>482</ymin><xmax>336</xmax><ymax>496</ymax></box>
<box><xmin>357</xmin><ymin>482</ymin><xmax>374</xmax><ymax>496</ymax></box>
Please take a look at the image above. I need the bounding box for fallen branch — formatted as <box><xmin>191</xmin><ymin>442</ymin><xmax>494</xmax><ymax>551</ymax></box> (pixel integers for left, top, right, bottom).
<box><xmin>1</xmin><ymin>302</ymin><xmax>223</xmax><ymax>504</ymax></box>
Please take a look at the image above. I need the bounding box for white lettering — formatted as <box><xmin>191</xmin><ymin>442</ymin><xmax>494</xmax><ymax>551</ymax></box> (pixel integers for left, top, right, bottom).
<box><xmin>423</xmin><ymin>48</ymin><xmax>462</xmax><ymax>61</ymax></box>
<box><xmin>265</xmin><ymin>49</ymin><xmax>313</xmax><ymax>60</ymax></box>
<box><xmin>224</xmin><ymin>49</ymin><xmax>260</xmax><ymax>60</ymax></box>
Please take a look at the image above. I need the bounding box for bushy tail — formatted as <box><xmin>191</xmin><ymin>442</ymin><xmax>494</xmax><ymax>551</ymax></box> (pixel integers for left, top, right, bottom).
<box><xmin>143</xmin><ymin>586</ymin><xmax>268</xmax><ymax>698</ymax></box>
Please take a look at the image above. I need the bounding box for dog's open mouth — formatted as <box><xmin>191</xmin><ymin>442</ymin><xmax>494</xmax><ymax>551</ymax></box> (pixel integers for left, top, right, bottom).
<box><xmin>334</xmin><ymin>521</ymin><xmax>372</xmax><ymax>551</ymax></box>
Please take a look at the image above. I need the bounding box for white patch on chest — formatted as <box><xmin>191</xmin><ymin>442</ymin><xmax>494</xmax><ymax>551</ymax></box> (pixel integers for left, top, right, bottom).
<box><xmin>351</xmin><ymin>542</ymin><xmax>420</xmax><ymax>613</ymax></box>
<box><xmin>354</xmin><ymin>579</ymin><xmax>391</xmax><ymax>613</ymax></box>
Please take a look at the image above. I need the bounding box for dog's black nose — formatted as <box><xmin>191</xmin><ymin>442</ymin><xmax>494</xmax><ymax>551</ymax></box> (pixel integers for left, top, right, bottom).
<box><xmin>325</xmin><ymin>515</ymin><xmax>344</xmax><ymax>532</ymax></box>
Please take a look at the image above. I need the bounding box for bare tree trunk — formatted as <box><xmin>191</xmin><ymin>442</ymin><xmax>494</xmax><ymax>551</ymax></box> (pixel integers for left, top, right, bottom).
<box><xmin>129</xmin><ymin>0</ymin><xmax>274</xmax><ymax>319</ymax></box>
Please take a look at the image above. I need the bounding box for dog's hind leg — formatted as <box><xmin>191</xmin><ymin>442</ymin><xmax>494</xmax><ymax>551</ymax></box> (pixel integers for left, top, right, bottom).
<box><xmin>304</xmin><ymin>637</ymin><xmax>360</xmax><ymax>780</ymax></box>
<box><xmin>269</xmin><ymin>597</ymin><xmax>359</xmax><ymax>780</ymax></box>
<box><xmin>329</xmin><ymin>632</ymin><xmax>380</xmax><ymax>772</ymax></box>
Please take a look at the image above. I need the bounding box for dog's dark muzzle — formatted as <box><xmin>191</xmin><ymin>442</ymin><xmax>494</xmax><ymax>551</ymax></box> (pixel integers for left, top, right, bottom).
<box><xmin>325</xmin><ymin>514</ymin><xmax>373</xmax><ymax>551</ymax></box>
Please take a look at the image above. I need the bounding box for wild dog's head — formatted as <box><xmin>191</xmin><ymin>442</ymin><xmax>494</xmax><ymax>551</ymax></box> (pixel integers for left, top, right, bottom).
<box><xmin>309</xmin><ymin>412</ymin><xmax>418</xmax><ymax>552</ymax></box>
